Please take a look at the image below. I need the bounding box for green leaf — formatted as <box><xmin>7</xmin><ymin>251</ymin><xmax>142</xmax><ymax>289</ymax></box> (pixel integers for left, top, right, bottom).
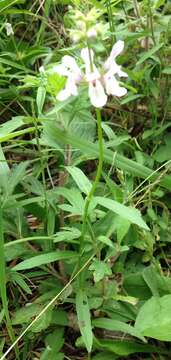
<box><xmin>162</xmin><ymin>67</ymin><xmax>171</xmax><ymax>74</ymax></box>
<box><xmin>92</xmin><ymin>353</ymin><xmax>118</xmax><ymax>360</ymax></box>
<box><xmin>135</xmin><ymin>295</ymin><xmax>171</xmax><ymax>340</ymax></box>
<box><xmin>12</xmin><ymin>251</ymin><xmax>77</xmax><ymax>271</ymax></box>
<box><xmin>76</xmin><ymin>289</ymin><xmax>93</xmax><ymax>353</ymax></box>
<box><xmin>66</xmin><ymin>166</ymin><xmax>92</xmax><ymax>195</ymax></box>
<box><xmin>36</xmin><ymin>86</ymin><xmax>46</xmax><ymax>115</ymax></box>
<box><xmin>10</xmin><ymin>272</ymin><xmax>32</xmax><ymax>295</ymax></box>
<box><xmin>0</xmin><ymin>0</ymin><xmax>25</xmax><ymax>13</ymax></box>
<box><xmin>93</xmin><ymin>337</ymin><xmax>163</xmax><ymax>356</ymax></box>
<box><xmin>154</xmin><ymin>0</ymin><xmax>166</xmax><ymax>8</ymax></box>
<box><xmin>95</xmin><ymin>197</ymin><xmax>149</xmax><ymax>230</ymax></box>
<box><xmin>153</xmin><ymin>144</ymin><xmax>171</xmax><ymax>163</ymax></box>
<box><xmin>43</xmin><ymin>123</ymin><xmax>171</xmax><ymax>191</ymax></box>
<box><xmin>40</xmin><ymin>328</ymin><xmax>64</xmax><ymax>360</ymax></box>
<box><xmin>45</xmin><ymin>328</ymin><xmax>64</xmax><ymax>352</ymax></box>
<box><xmin>142</xmin><ymin>266</ymin><xmax>160</xmax><ymax>296</ymax></box>
<box><xmin>57</xmin><ymin>187</ymin><xmax>85</xmax><ymax>215</ymax></box>
<box><xmin>89</xmin><ymin>260</ymin><xmax>112</xmax><ymax>282</ymax></box>
<box><xmin>6</xmin><ymin>162</ymin><xmax>28</xmax><ymax>196</ymax></box>
<box><xmin>120</xmin><ymin>94</ymin><xmax>144</xmax><ymax>105</ymax></box>
<box><xmin>46</xmin><ymin>72</ymin><xmax>66</xmax><ymax>96</ymax></box>
<box><xmin>97</xmin><ymin>235</ymin><xmax>114</xmax><ymax>248</ymax></box>
<box><xmin>0</xmin><ymin>145</ymin><xmax>10</xmax><ymax>188</ymax></box>
<box><xmin>12</xmin><ymin>304</ymin><xmax>42</xmax><ymax>324</ymax></box>
<box><xmin>93</xmin><ymin>318</ymin><xmax>145</xmax><ymax>341</ymax></box>
<box><xmin>115</xmin><ymin>216</ymin><xmax>130</xmax><ymax>244</ymax></box>
<box><xmin>53</xmin><ymin>227</ymin><xmax>81</xmax><ymax>243</ymax></box>
<box><xmin>31</xmin><ymin>309</ymin><xmax>52</xmax><ymax>333</ymax></box>
<box><xmin>124</xmin><ymin>272</ymin><xmax>152</xmax><ymax>300</ymax></box>
<box><xmin>137</xmin><ymin>43</ymin><xmax>163</xmax><ymax>65</ymax></box>
<box><xmin>51</xmin><ymin>309</ymin><xmax>68</xmax><ymax>326</ymax></box>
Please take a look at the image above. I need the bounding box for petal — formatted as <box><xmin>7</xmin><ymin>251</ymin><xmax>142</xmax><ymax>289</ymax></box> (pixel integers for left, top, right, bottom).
<box><xmin>56</xmin><ymin>76</ymin><xmax>78</xmax><ymax>101</ymax></box>
<box><xmin>114</xmin><ymin>85</ymin><xmax>127</xmax><ymax>97</ymax></box>
<box><xmin>89</xmin><ymin>80</ymin><xmax>107</xmax><ymax>108</ymax></box>
<box><xmin>53</xmin><ymin>64</ymin><xmax>69</xmax><ymax>77</ymax></box>
<box><xmin>110</xmin><ymin>40</ymin><xmax>124</xmax><ymax>58</ymax></box>
<box><xmin>104</xmin><ymin>40</ymin><xmax>124</xmax><ymax>70</ymax></box>
<box><xmin>62</xmin><ymin>55</ymin><xmax>82</xmax><ymax>79</ymax></box>
<box><xmin>81</xmin><ymin>47</ymin><xmax>100</xmax><ymax>82</ymax></box>
<box><xmin>86</xmin><ymin>68</ymin><xmax>101</xmax><ymax>82</ymax></box>
<box><xmin>67</xmin><ymin>76</ymin><xmax>78</xmax><ymax>96</ymax></box>
<box><xmin>117</xmin><ymin>67</ymin><xmax>128</xmax><ymax>78</ymax></box>
<box><xmin>104</xmin><ymin>74</ymin><xmax>127</xmax><ymax>97</ymax></box>
<box><xmin>81</xmin><ymin>47</ymin><xmax>95</xmax><ymax>74</ymax></box>
<box><xmin>81</xmin><ymin>48</ymin><xmax>95</xmax><ymax>65</ymax></box>
<box><xmin>39</xmin><ymin>66</ymin><xmax>45</xmax><ymax>73</ymax></box>
<box><xmin>104</xmin><ymin>61</ymin><xmax>120</xmax><ymax>76</ymax></box>
<box><xmin>57</xmin><ymin>88</ymin><xmax>71</xmax><ymax>101</ymax></box>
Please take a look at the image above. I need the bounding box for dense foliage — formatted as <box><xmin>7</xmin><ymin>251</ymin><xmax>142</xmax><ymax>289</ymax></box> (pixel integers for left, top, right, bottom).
<box><xmin>0</xmin><ymin>0</ymin><xmax>171</xmax><ymax>359</ymax></box>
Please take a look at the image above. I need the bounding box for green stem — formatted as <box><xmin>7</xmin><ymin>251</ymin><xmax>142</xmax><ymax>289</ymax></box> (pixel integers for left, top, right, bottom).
<box><xmin>80</xmin><ymin>108</ymin><xmax>103</xmax><ymax>254</ymax></box>
<box><xmin>32</xmin><ymin>104</ymin><xmax>50</xmax><ymax>250</ymax></box>
<box><xmin>106</xmin><ymin>0</ymin><xmax>115</xmax><ymax>43</ymax></box>
<box><xmin>0</xmin><ymin>202</ymin><xmax>19</xmax><ymax>359</ymax></box>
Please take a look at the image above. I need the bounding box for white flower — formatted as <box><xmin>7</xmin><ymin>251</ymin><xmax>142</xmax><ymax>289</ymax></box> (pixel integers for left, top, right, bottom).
<box><xmin>88</xmin><ymin>80</ymin><xmax>107</xmax><ymax>108</ymax></box>
<box><xmin>81</xmin><ymin>47</ymin><xmax>107</xmax><ymax>108</ymax></box>
<box><xmin>39</xmin><ymin>66</ymin><xmax>45</xmax><ymax>73</ymax></box>
<box><xmin>55</xmin><ymin>40</ymin><xmax>127</xmax><ymax>107</ymax></box>
<box><xmin>5</xmin><ymin>22</ymin><xmax>14</xmax><ymax>36</ymax></box>
<box><xmin>54</xmin><ymin>55</ymin><xmax>82</xmax><ymax>101</ymax></box>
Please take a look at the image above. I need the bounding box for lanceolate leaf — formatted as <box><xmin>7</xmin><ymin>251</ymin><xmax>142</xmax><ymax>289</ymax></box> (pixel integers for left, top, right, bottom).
<box><xmin>96</xmin><ymin>196</ymin><xmax>149</xmax><ymax>230</ymax></box>
<box><xmin>43</xmin><ymin>123</ymin><xmax>171</xmax><ymax>191</ymax></box>
<box><xmin>66</xmin><ymin>166</ymin><xmax>92</xmax><ymax>195</ymax></box>
<box><xmin>93</xmin><ymin>318</ymin><xmax>145</xmax><ymax>341</ymax></box>
<box><xmin>12</xmin><ymin>251</ymin><xmax>78</xmax><ymax>271</ymax></box>
<box><xmin>76</xmin><ymin>289</ymin><xmax>93</xmax><ymax>353</ymax></box>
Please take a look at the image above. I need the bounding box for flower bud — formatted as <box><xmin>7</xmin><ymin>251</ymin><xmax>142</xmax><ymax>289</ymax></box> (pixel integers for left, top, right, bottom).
<box><xmin>87</xmin><ymin>28</ymin><xmax>97</xmax><ymax>38</ymax></box>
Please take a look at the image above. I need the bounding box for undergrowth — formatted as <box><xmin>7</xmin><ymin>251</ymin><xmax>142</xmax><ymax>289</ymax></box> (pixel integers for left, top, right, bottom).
<box><xmin>0</xmin><ymin>0</ymin><xmax>171</xmax><ymax>359</ymax></box>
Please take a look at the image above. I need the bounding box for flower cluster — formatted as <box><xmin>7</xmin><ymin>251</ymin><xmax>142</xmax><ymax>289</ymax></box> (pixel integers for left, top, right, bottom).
<box><xmin>54</xmin><ymin>40</ymin><xmax>128</xmax><ymax>108</ymax></box>
<box><xmin>68</xmin><ymin>7</ymin><xmax>104</xmax><ymax>43</ymax></box>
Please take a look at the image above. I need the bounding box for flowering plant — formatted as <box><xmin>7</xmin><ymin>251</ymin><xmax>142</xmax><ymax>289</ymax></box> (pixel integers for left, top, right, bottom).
<box><xmin>54</xmin><ymin>40</ymin><xmax>127</xmax><ymax>108</ymax></box>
